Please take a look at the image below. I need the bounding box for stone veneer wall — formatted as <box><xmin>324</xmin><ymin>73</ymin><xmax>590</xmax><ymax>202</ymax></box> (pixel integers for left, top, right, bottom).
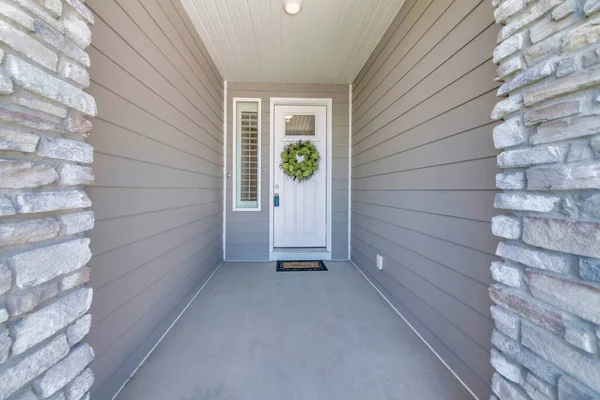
<box><xmin>489</xmin><ymin>0</ymin><xmax>600</xmax><ymax>399</ymax></box>
<box><xmin>0</xmin><ymin>0</ymin><xmax>96</xmax><ymax>399</ymax></box>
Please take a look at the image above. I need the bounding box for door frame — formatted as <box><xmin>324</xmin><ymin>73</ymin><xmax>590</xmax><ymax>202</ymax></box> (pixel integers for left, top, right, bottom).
<box><xmin>269</xmin><ymin>97</ymin><xmax>333</xmax><ymax>261</ymax></box>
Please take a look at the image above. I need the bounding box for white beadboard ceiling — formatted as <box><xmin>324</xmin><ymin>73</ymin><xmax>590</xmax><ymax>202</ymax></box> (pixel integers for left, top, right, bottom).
<box><xmin>180</xmin><ymin>0</ymin><xmax>406</xmax><ymax>84</ymax></box>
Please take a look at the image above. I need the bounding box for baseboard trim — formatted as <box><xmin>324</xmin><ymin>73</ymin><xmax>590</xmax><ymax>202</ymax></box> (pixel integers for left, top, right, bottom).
<box><xmin>349</xmin><ymin>260</ymin><xmax>479</xmax><ymax>400</ymax></box>
<box><xmin>111</xmin><ymin>260</ymin><xmax>224</xmax><ymax>400</ymax></box>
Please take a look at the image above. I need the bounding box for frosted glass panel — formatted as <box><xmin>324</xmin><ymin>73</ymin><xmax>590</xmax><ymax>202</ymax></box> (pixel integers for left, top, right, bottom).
<box><xmin>285</xmin><ymin>115</ymin><xmax>315</xmax><ymax>136</ymax></box>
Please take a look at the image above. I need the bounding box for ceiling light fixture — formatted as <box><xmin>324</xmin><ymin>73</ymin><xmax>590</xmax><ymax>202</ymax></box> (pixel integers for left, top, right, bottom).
<box><xmin>284</xmin><ymin>0</ymin><xmax>302</xmax><ymax>15</ymax></box>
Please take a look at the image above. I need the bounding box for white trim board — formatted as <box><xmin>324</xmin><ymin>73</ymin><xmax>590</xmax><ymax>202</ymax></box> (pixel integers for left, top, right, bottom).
<box><xmin>223</xmin><ymin>81</ymin><xmax>227</xmax><ymax>260</ymax></box>
<box><xmin>348</xmin><ymin>84</ymin><xmax>352</xmax><ymax>260</ymax></box>
<box><xmin>269</xmin><ymin>97</ymin><xmax>333</xmax><ymax>261</ymax></box>
<box><xmin>350</xmin><ymin>260</ymin><xmax>479</xmax><ymax>400</ymax></box>
<box><xmin>231</xmin><ymin>97</ymin><xmax>262</xmax><ymax>212</ymax></box>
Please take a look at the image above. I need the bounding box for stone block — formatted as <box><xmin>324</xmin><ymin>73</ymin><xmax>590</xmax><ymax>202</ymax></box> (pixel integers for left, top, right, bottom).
<box><xmin>494</xmin><ymin>193</ymin><xmax>561</xmax><ymax>212</ymax></box>
<box><xmin>0</xmin><ymin>195</ymin><xmax>16</xmax><ymax>216</ymax></box>
<box><xmin>0</xmin><ymin>308</ymin><xmax>7</xmax><ymax>323</ymax></box>
<box><xmin>58</xmin><ymin>59</ymin><xmax>90</xmax><ymax>88</ymax></box>
<box><xmin>0</xmin><ymin>327</ymin><xmax>10</xmax><ymax>364</ymax></box>
<box><xmin>497</xmin><ymin>144</ymin><xmax>568</xmax><ymax>168</ymax></box>
<box><xmin>0</xmin><ymin>217</ymin><xmax>60</xmax><ymax>246</ymax></box>
<box><xmin>491</xmin><ymin>349</ymin><xmax>524</xmax><ymax>385</ymax></box>
<box><xmin>0</xmin><ymin>104</ymin><xmax>66</xmax><ymax>133</ymax></box>
<box><xmin>64</xmin><ymin>0</ymin><xmax>94</xmax><ymax>24</ymax></box>
<box><xmin>10</xmin><ymin>389</ymin><xmax>39</xmax><ymax>400</ymax></box>
<box><xmin>0</xmin><ymin>129</ymin><xmax>39</xmax><ymax>153</ymax></box>
<box><xmin>495</xmin><ymin>0</ymin><xmax>526</xmax><ymax>23</ymax></box>
<box><xmin>496</xmin><ymin>171</ymin><xmax>526</xmax><ymax>189</ymax></box>
<box><xmin>34</xmin><ymin>20</ymin><xmax>90</xmax><ymax>67</ymax></box>
<box><xmin>498</xmin><ymin>60</ymin><xmax>556</xmax><ymax>96</ymax></box>
<box><xmin>63</xmin><ymin>115</ymin><xmax>92</xmax><ymax>137</ymax></box>
<box><xmin>531</xmin><ymin>13</ymin><xmax>579</xmax><ymax>44</ymax></box>
<box><xmin>490</xmin><ymin>285</ymin><xmax>566</xmax><ymax>334</ymax></box>
<box><xmin>0</xmin><ymin>19</ymin><xmax>57</xmax><ymax>71</ymax></box>
<box><xmin>526</xmin><ymin>373</ymin><xmax>554</xmax><ymax>398</ymax></box>
<box><xmin>34</xmin><ymin>343</ymin><xmax>94</xmax><ymax>398</ymax></box>
<box><xmin>585</xmin><ymin>0</ymin><xmax>600</xmax><ymax>15</ymax></box>
<box><xmin>9</xmin><ymin>238</ymin><xmax>92</xmax><ymax>289</ymax></box>
<box><xmin>37</xmin><ymin>136</ymin><xmax>93</xmax><ymax>164</ymax></box>
<box><xmin>0</xmin><ymin>71</ymin><xmax>13</xmax><ymax>95</ymax></box>
<box><xmin>64</xmin><ymin>368</ymin><xmax>93</xmax><ymax>400</ymax></box>
<box><xmin>0</xmin><ymin>261</ymin><xmax>11</xmax><ymax>295</ymax></box>
<box><xmin>565</xmin><ymin>326</ymin><xmax>597</xmax><ymax>353</ymax></box>
<box><xmin>556</xmin><ymin>57</ymin><xmax>576</xmax><ymax>77</ymax></box>
<box><xmin>580</xmin><ymin>258</ymin><xmax>600</xmax><ymax>283</ymax></box>
<box><xmin>562</xmin><ymin>13</ymin><xmax>600</xmax><ymax>52</ymax></box>
<box><xmin>527</xmin><ymin>271</ymin><xmax>600</xmax><ymax>325</ymax></box>
<box><xmin>60</xmin><ymin>211</ymin><xmax>94</xmax><ymax>235</ymax></box>
<box><xmin>496</xmin><ymin>56</ymin><xmax>525</xmax><ymax>81</ymax></box>
<box><xmin>498</xmin><ymin>0</ymin><xmax>563</xmax><ymax>42</ymax></box>
<box><xmin>491</xmin><ymin>215</ymin><xmax>522</xmax><ymax>239</ymax></box>
<box><xmin>12</xmin><ymin>0</ymin><xmax>64</xmax><ymax>33</ymax></box>
<box><xmin>492</xmin><ymin>373</ymin><xmax>529</xmax><ymax>400</ymax></box>
<box><xmin>0</xmin><ymin>0</ymin><xmax>35</xmax><ymax>31</ymax></box>
<box><xmin>41</xmin><ymin>0</ymin><xmax>62</xmax><ymax>17</ymax></box>
<box><xmin>6</xmin><ymin>281</ymin><xmax>58</xmax><ymax>317</ymax></box>
<box><xmin>63</xmin><ymin>11</ymin><xmax>91</xmax><ymax>50</ymax></box>
<box><xmin>13</xmin><ymin>90</ymin><xmax>69</xmax><ymax>118</ymax></box>
<box><xmin>48</xmin><ymin>392</ymin><xmax>66</xmax><ymax>400</ymax></box>
<box><xmin>0</xmin><ymin>160</ymin><xmax>58</xmax><ymax>189</ymax></box>
<box><xmin>592</xmin><ymin>135</ymin><xmax>600</xmax><ymax>156</ymax></box>
<box><xmin>490</xmin><ymin>95</ymin><xmax>523</xmax><ymax>120</ymax></box>
<box><xmin>67</xmin><ymin>314</ymin><xmax>91</xmax><ymax>346</ymax></box>
<box><xmin>522</xmin><ymin>324</ymin><xmax>600</xmax><ymax>393</ymax></box>
<box><xmin>14</xmin><ymin>190</ymin><xmax>91</xmax><ymax>214</ymax></box>
<box><xmin>558</xmin><ymin>375</ymin><xmax>600</xmax><ymax>399</ymax></box>
<box><xmin>0</xmin><ymin>335</ymin><xmax>69</xmax><ymax>399</ymax></box>
<box><xmin>523</xmin><ymin>216</ymin><xmax>600</xmax><ymax>258</ymax></box>
<box><xmin>60</xmin><ymin>267</ymin><xmax>90</xmax><ymax>291</ymax></box>
<box><xmin>527</xmin><ymin>162</ymin><xmax>600</xmax><ymax>191</ymax></box>
<box><xmin>582</xmin><ymin>47</ymin><xmax>600</xmax><ymax>68</ymax></box>
<box><xmin>4</xmin><ymin>55</ymin><xmax>96</xmax><ymax>116</ymax></box>
<box><xmin>11</xmin><ymin>287</ymin><xmax>92</xmax><ymax>354</ymax></box>
<box><xmin>493</xmin><ymin>117</ymin><xmax>526</xmax><ymax>149</ymax></box>
<box><xmin>59</xmin><ymin>164</ymin><xmax>94</xmax><ymax>185</ymax></box>
<box><xmin>496</xmin><ymin>241</ymin><xmax>572</xmax><ymax>273</ymax></box>
<box><xmin>491</xmin><ymin>305</ymin><xmax>521</xmax><ymax>340</ymax></box>
<box><xmin>525</xmin><ymin>32</ymin><xmax>562</xmax><ymax>67</ymax></box>
<box><xmin>567</xmin><ymin>141</ymin><xmax>594</xmax><ymax>163</ymax></box>
<box><xmin>494</xmin><ymin>33</ymin><xmax>526</xmax><ymax>64</ymax></box>
<box><xmin>552</xmin><ymin>2</ymin><xmax>574</xmax><ymax>20</ymax></box>
<box><xmin>491</xmin><ymin>261</ymin><xmax>523</xmax><ymax>287</ymax></box>
<box><xmin>524</xmin><ymin>65</ymin><xmax>600</xmax><ymax>107</ymax></box>
<box><xmin>524</xmin><ymin>100</ymin><xmax>581</xmax><ymax>126</ymax></box>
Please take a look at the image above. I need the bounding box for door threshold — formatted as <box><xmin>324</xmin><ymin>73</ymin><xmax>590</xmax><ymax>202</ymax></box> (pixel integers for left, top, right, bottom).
<box><xmin>270</xmin><ymin>250</ymin><xmax>331</xmax><ymax>261</ymax></box>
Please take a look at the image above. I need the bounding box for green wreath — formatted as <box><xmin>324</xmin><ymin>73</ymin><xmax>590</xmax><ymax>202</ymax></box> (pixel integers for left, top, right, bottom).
<box><xmin>280</xmin><ymin>140</ymin><xmax>320</xmax><ymax>181</ymax></box>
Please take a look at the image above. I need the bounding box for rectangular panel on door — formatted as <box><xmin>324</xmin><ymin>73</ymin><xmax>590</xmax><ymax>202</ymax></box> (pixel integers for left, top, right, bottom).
<box><xmin>273</xmin><ymin>105</ymin><xmax>327</xmax><ymax>248</ymax></box>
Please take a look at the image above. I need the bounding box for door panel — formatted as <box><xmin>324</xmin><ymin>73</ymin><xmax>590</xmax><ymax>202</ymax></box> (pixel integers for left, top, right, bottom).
<box><xmin>273</xmin><ymin>105</ymin><xmax>327</xmax><ymax>248</ymax></box>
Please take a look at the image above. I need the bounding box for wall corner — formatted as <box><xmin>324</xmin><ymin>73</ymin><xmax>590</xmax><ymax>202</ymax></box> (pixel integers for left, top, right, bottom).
<box><xmin>0</xmin><ymin>0</ymin><xmax>96</xmax><ymax>398</ymax></box>
<box><xmin>490</xmin><ymin>0</ymin><xmax>600</xmax><ymax>399</ymax></box>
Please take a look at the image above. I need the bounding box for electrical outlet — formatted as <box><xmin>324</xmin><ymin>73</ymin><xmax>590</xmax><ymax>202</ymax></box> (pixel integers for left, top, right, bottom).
<box><xmin>376</xmin><ymin>254</ymin><xmax>383</xmax><ymax>270</ymax></box>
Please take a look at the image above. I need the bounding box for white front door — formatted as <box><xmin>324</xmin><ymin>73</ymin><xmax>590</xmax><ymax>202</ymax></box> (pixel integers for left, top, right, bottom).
<box><xmin>273</xmin><ymin>105</ymin><xmax>327</xmax><ymax>248</ymax></box>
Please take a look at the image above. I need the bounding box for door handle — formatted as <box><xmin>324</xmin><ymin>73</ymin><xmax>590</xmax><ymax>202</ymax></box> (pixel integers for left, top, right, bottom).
<box><xmin>274</xmin><ymin>193</ymin><xmax>280</xmax><ymax>207</ymax></box>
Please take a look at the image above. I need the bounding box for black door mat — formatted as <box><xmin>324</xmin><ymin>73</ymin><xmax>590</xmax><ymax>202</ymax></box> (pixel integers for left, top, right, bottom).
<box><xmin>276</xmin><ymin>260</ymin><xmax>328</xmax><ymax>272</ymax></box>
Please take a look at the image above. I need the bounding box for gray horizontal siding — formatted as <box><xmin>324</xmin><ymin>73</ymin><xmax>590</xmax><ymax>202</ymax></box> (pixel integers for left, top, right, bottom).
<box><xmin>226</xmin><ymin>83</ymin><xmax>349</xmax><ymax>260</ymax></box>
<box><xmin>86</xmin><ymin>0</ymin><xmax>223</xmax><ymax>398</ymax></box>
<box><xmin>351</xmin><ymin>0</ymin><xmax>499</xmax><ymax>398</ymax></box>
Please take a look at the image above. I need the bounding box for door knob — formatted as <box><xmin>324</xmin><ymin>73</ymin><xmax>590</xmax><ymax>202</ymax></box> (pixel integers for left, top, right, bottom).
<box><xmin>275</xmin><ymin>184</ymin><xmax>279</xmax><ymax>189</ymax></box>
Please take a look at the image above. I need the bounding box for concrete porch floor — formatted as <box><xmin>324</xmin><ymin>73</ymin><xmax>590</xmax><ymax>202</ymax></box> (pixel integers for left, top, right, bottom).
<box><xmin>116</xmin><ymin>261</ymin><xmax>471</xmax><ymax>400</ymax></box>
